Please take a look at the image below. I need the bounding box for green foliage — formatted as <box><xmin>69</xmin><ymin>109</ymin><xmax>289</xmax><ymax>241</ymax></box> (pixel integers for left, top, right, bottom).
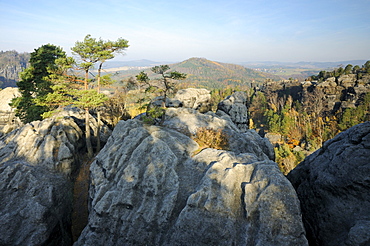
<box><xmin>11</xmin><ymin>44</ymin><xmax>67</xmax><ymax>123</ymax></box>
<box><xmin>136</xmin><ymin>65</ymin><xmax>186</xmax><ymax>124</ymax></box>
<box><xmin>338</xmin><ymin>92</ymin><xmax>370</xmax><ymax>131</ymax></box>
<box><xmin>311</xmin><ymin>61</ymin><xmax>370</xmax><ymax>81</ymax></box>
<box><xmin>73</xmin><ymin>89</ymin><xmax>108</xmax><ymax>109</ymax></box>
<box><xmin>141</xmin><ymin>106</ymin><xmax>165</xmax><ymax>124</ymax></box>
<box><xmin>113</xmin><ymin>57</ymin><xmax>280</xmax><ymax>90</ymax></box>
<box><xmin>210</xmin><ymin>87</ymin><xmax>234</xmax><ymax>111</ymax></box>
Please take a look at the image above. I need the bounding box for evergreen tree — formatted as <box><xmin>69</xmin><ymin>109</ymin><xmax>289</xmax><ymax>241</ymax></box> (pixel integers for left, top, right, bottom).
<box><xmin>11</xmin><ymin>44</ymin><xmax>66</xmax><ymax>123</ymax></box>
<box><xmin>136</xmin><ymin>65</ymin><xmax>186</xmax><ymax>124</ymax></box>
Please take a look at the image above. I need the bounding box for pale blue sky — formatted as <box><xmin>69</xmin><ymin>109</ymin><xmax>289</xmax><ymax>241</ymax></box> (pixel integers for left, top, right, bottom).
<box><xmin>1</xmin><ymin>0</ymin><xmax>369</xmax><ymax>63</ymax></box>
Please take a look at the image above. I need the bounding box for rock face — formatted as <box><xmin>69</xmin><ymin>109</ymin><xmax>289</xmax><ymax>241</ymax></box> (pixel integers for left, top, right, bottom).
<box><xmin>0</xmin><ymin>107</ymin><xmax>111</xmax><ymax>245</ymax></box>
<box><xmin>0</xmin><ymin>161</ymin><xmax>73</xmax><ymax>246</ymax></box>
<box><xmin>172</xmin><ymin>88</ymin><xmax>211</xmax><ymax>112</ymax></box>
<box><xmin>217</xmin><ymin>91</ymin><xmax>249</xmax><ymax>132</ymax></box>
<box><xmin>75</xmin><ymin>108</ymin><xmax>307</xmax><ymax>245</ymax></box>
<box><xmin>287</xmin><ymin>121</ymin><xmax>370</xmax><ymax>246</ymax></box>
<box><xmin>0</xmin><ymin>51</ymin><xmax>30</xmax><ymax>88</ymax></box>
<box><xmin>0</xmin><ymin>87</ymin><xmax>21</xmax><ymax>133</ymax></box>
<box><xmin>0</xmin><ymin>115</ymin><xmax>84</xmax><ymax>176</ymax></box>
<box><xmin>151</xmin><ymin>88</ymin><xmax>212</xmax><ymax>113</ymax></box>
<box><xmin>263</xmin><ymin>73</ymin><xmax>370</xmax><ymax>115</ymax></box>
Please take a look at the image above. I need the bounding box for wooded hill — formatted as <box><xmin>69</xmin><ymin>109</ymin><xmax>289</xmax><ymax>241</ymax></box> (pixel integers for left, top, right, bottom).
<box><xmin>112</xmin><ymin>57</ymin><xmax>282</xmax><ymax>89</ymax></box>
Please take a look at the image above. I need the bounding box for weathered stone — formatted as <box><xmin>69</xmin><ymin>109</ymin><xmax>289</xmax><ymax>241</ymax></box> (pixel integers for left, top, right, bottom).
<box><xmin>0</xmin><ymin>116</ymin><xmax>84</xmax><ymax>176</ymax></box>
<box><xmin>163</xmin><ymin>108</ymin><xmax>274</xmax><ymax>160</ymax></box>
<box><xmin>75</xmin><ymin>110</ymin><xmax>306</xmax><ymax>245</ymax></box>
<box><xmin>0</xmin><ymin>87</ymin><xmax>22</xmax><ymax>133</ymax></box>
<box><xmin>173</xmin><ymin>88</ymin><xmax>211</xmax><ymax>112</ymax></box>
<box><xmin>287</xmin><ymin>121</ymin><xmax>370</xmax><ymax>246</ymax></box>
<box><xmin>0</xmin><ymin>161</ymin><xmax>73</xmax><ymax>246</ymax></box>
<box><xmin>265</xmin><ymin>132</ymin><xmax>282</xmax><ymax>147</ymax></box>
<box><xmin>217</xmin><ymin>91</ymin><xmax>249</xmax><ymax>132</ymax></box>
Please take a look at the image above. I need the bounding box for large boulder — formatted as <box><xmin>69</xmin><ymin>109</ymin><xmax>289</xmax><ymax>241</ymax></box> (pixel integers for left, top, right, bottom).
<box><xmin>75</xmin><ymin>108</ymin><xmax>307</xmax><ymax>245</ymax></box>
<box><xmin>0</xmin><ymin>107</ymin><xmax>111</xmax><ymax>245</ymax></box>
<box><xmin>0</xmin><ymin>87</ymin><xmax>21</xmax><ymax>133</ymax></box>
<box><xmin>163</xmin><ymin>107</ymin><xmax>274</xmax><ymax>160</ymax></box>
<box><xmin>217</xmin><ymin>91</ymin><xmax>249</xmax><ymax>132</ymax></box>
<box><xmin>0</xmin><ymin>161</ymin><xmax>73</xmax><ymax>246</ymax></box>
<box><xmin>287</xmin><ymin>121</ymin><xmax>370</xmax><ymax>246</ymax></box>
<box><xmin>173</xmin><ymin>88</ymin><xmax>211</xmax><ymax>112</ymax></box>
<box><xmin>0</xmin><ymin>116</ymin><xmax>84</xmax><ymax>176</ymax></box>
<box><xmin>151</xmin><ymin>88</ymin><xmax>212</xmax><ymax>113</ymax></box>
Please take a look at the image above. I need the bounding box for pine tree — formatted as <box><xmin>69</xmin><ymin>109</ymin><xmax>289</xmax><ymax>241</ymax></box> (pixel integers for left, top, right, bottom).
<box><xmin>11</xmin><ymin>44</ymin><xmax>66</xmax><ymax>123</ymax></box>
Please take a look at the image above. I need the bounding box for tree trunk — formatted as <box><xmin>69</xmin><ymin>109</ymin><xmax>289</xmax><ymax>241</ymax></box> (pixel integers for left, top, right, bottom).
<box><xmin>85</xmin><ymin>108</ymin><xmax>93</xmax><ymax>158</ymax></box>
<box><xmin>97</xmin><ymin>62</ymin><xmax>103</xmax><ymax>94</ymax></box>
<box><xmin>84</xmin><ymin>70</ymin><xmax>89</xmax><ymax>90</ymax></box>
<box><xmin>96</xmin><ymin>110</ymin><xmax>101</xmax><ymax>153</ymax></box>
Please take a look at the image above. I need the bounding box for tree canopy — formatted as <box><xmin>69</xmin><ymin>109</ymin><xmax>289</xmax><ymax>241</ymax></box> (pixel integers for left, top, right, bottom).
<box><xmin>11</xmin><ymin>44</ymin><xmax>67</xmax><ymax>123</ymax></box>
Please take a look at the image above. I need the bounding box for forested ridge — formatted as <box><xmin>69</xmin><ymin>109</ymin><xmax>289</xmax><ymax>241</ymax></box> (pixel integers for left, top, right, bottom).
<box><xmin>108</xmin><ymin>57</ymin><xmax>282</xmax><ymax>89</ymax></box>
<box><xmin>168</xmin><ymin>57</ymin><xmax>282</xmax><ymax>89</ymax></box>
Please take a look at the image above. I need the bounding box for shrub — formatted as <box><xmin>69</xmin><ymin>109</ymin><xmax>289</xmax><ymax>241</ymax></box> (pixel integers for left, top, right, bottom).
<box><xmin>192</xmin><ymin>127</ymin><xmax>229</xmax><ymax>152</ymax></box>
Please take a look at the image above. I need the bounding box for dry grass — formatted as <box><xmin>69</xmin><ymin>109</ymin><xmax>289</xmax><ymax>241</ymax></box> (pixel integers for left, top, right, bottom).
<box><xmin>192</xmin><ymin>127</ymin><xmax>229</xmax><ymax>154</ymax></box>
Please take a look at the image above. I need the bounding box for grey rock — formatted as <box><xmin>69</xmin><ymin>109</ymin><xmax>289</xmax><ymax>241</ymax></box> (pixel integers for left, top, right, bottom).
<box><xmin>217</xmin><ymin>91</ymin><xmax>249</xmax><ymax>132</ymax></box>
<box><xmin>0</xmin><ymin>107</ymin><xmax>108</xmax><ymax>245</ymax></box>
<box><xmin>287</xmin><ymin>121</ymin><xmax>370</xmax><ymax>246</ymax></box>
<box><xmin>75</xmin><ymin>111</ymin><xmax>306</xmax><ymax>245</ymax></box>
<box><xmin>0</xmin><ymin>87</ymin><xmax>22</xmax><ymax>133</ymax></box>
<box><xmin>0</xmin><ymin>116</ymin><xmax>84</xmax><ymax>176</ymax></box>
<box><xmin>265</xmin><ymin>132</ymin><xmax>282</xmax><ymax>147</ymax></box>
<box><xmin>173</xmin><ymin>88</ymin><xmax>211</xmax><ymax>112</ymax></box>
<box><xmin>151</xmin><ymin>88</ymin><xmax>211</xmax><ymax>113</ymax></box>
<box><xmin>0</xmin><ymin>161</ymin><xmax>73</xmax><ymax>246</ymax></box>
<box><xmin>163</xmin><ymin>108</ymin><xmax>274</xmax><ymax>160</ymax></box>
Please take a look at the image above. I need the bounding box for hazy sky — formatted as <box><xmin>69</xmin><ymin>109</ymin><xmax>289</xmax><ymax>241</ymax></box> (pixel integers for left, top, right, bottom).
<box><xmin>1</xmin><ymin>0</ymin><xmax>370</xmax><ymax>63</ymax></box>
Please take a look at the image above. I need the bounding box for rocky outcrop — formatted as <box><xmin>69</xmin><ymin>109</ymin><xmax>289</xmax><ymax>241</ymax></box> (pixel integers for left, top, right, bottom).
<box><xmin>217</xmin><ymin>91</ymin><xmax>249</xmax><ymax>132</ymax></box>
<box><xmin>0</xmin><ymin>115</ymin><xmax>84</xmax><ymax>176</ymax></box>
<box><xmin>172</xmin><ymin>88</ymin><xmax>211</xmax><ymax>112</ymax></box>
<box><xmin>0</xmin><ymin>161</ymin><xmax>73</xmax><ymax>246</ymax></box>
<box><xmin>0</xmin><ymin>87</ymin><xmax>21</xmax><ymax>133</ymax></box>
<box><xmin>75</xmin><ymin>108</ymin><xmax>307</xmax><ymax>245</ymax></box>
<box><xmin>0</xmin><ymin>107</ymin><xmax>111</xmax><ymax>245</ymax></box>
<box><xmin>264</xmin><ymin>73</ymin><xmax>370</xmax><ymax>115</ymax></box>
<box><xmin>287</xmin><ymin>121</ymin><xmax>370</xmax><ymax>246</ymax></box>
<box><xmin>152</xmin><ymin>88</ymin><xmax>212</xmax><ymax>113</ymax></box>
<box><xmin>0</xmin><ymin>51</ymin><xmax>29</xmax><ymax>88</ymax></box>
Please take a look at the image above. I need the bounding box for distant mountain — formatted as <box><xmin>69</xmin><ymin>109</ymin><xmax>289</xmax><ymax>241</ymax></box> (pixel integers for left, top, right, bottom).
<box><xmin>169</xmin><ymin>57</ymin><xmax>282</xmax><ymax>88</ymax></box>
<box><xmin>112</xmin><ymin>57</ymin><xmax>282</xmax><ymax>89</ymax></box>
<box><xmin>0</xmin><ymin>51</ymin><xmax>30</xmax><ymax>88</ymax></box>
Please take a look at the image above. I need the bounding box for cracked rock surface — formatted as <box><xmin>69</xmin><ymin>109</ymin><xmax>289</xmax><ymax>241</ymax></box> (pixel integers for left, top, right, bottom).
<box><xmin>76</xmin><ymin>108</ymin><xmax>307</xmax><ymax>245</ymax></box>
<box><xmin>288</xmin><ymin>121</ymin><xmax>370</xmax><ymax>246</ymax></box>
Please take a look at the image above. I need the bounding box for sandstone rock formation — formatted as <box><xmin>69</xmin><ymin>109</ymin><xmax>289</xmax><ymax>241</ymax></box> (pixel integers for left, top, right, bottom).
<box><xmin>0</xmin><ymin>87</ymin><xmax>21</xmax><ymax>133</ymax></box>
<box><xmin>151</xmin><ymin>88</ymin><xmax>212</xmax><ymax>113</ymax></box>
<box><xmin>264</xmin><ymin>73</ymin><xmax>370</xmax><ymax>115</ymax></box>
<box><xmin>287</xmin><ymin>121</ymin><xmax>370</xmax><ymax>246</ymax></box>
<box><xmin>75</xmin><ymin>108</ymin><xmax>307</xmax><ymax>245</ymax></box>
<box><xmin>0</xmin><ymin>115</ymin><xmax>84</xmax><ymax>176</ymax></box>
<box><xmin>0</xmin><ymin>107</ymin><xmax>111</xmax><ymax>245</ymax></box>
<box><xmin>172</xmin><ymin>88</ymin><xmax>211</xmax><ymax>112</ymax></box>
<box><xmin>0</xmin><ymin>161</ymin><xmax>73</xmax><ymax>246</ymax></box>
<box><xmin>217</xmin><ymin>91</ymin><xmax>249</xmax><ymax>132</ymax></box>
